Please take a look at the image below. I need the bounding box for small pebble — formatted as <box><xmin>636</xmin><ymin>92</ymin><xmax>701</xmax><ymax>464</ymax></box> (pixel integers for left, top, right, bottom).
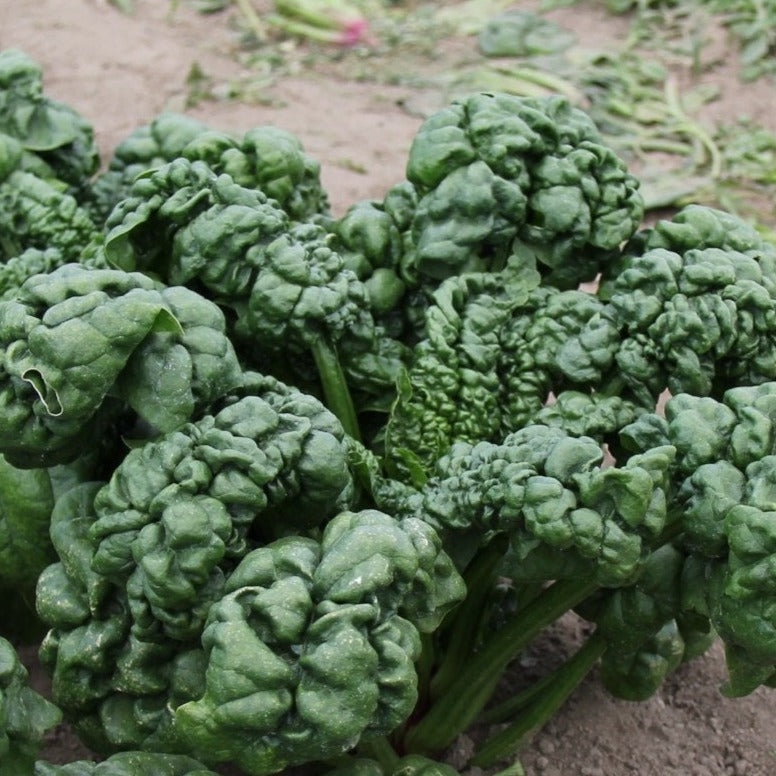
<box><xmin>537</xmin><ymin>739</ymin><xmax>555</xmax><ymax>756</ymax></box>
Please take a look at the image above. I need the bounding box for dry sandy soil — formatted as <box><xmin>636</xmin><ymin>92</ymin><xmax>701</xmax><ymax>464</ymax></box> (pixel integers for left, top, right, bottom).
<box><xmin>2</xmin><ymin>1</ymin><xmax>776</xmax><ymax>774</ymax></box>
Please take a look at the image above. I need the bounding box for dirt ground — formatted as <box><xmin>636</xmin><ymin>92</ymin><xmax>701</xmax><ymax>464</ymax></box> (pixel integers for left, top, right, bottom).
<box><xmin>2</xmin><ymin>1</ymin><xmax>776</xmax><ymax>774</ymax></box>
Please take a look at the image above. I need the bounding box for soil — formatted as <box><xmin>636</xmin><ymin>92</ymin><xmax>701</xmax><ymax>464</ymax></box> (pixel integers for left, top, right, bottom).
<box><xmin>2</xmin><ymin>1</ymin><xmax>776</xmax><ymax>774</ymax></box>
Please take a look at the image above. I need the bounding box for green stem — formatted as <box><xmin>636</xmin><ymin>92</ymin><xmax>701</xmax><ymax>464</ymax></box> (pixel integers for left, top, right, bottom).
<box><xmin>266</xmin><ymin>13</ymin><xmax>345</xmax><ymax>43</ymax></box>
<box><xmin>357</xmin><ymin>736</ymin><xmax>401</xmax><ymax>773</ymax></box>
<box><xmin>0</xmin><ymin>233</ymin><xmax>20</xmax><ymax>259</ymax></box>
<box><xmin>487</xmin><ymin>65</ymin><xmax>582</xmax><ymax>103</ymax></box>
<box><xmin>634</xmin><ymin>138</ymin><xmax>695</xmax><ymax>155</ymax></box>
<box><xmin>311</xmin><ymin>338</ymin><xmax>362</xmax><ymax>443</ymax></box>
<box><xmin>234</xmin><ymin>0</ymin><xmax>269</xmax><ymax>40</ymax></box>
<box><xmin>640</xmin><ymin>181</ymin><xmax>703</xmax><ymax>212</ymax></box>
<box><xmin>402</xmin><ymin>472</ymin><xmax>687</xmax><ymax>756</ymax></box>
<box><xmin>479</xmin><ymin>665</ymin><xmax>563</xmax><ymax>726</ymax></box>
<box><xmin>108</xmin><ymin>0</ymin><xmax>134</xmax><ymax>12</ymax></box>
<box><xmin>273</xmin><ymin>0</ymin><xmax>355</xmax><ymax>30</ymax></box>
<box><xmin>414</xmin><ymin>632</ymin><xmax>436</xmax><ymax>717</ymax></box>
<box><xmin>490</xmin><ymin>762</ymin><xmax>527</xmax><ymax>776</ymax></box>
<box><xmin>511</xmin><ymin>581</ymin><xmax>547</xmax><ymax>611</ymax></box>
<box><xmin>471</xmin><ymin>631</ymin><xmax>607</xmax><ymax>768</ymax></box>
<box><xmin>664</xmin><ymin>76</ymin><xmax>722</xmax><ymax>178</ymax></box>
<box><xmin>655</xmin><ymin>509</ymin><xmax>685</xmax><ymax>544</ymax></box>
<box><xmin>595</xmin><ymin>374</ymin><xmax>627</xmax><ymax>399</ymax></box>
<box><xmin>429</xmin><ymin>537</ymin><xmax>508</xmax><ymax>701</ymax></box>
<box><xmin>402</xmin><ymin>577</ymin><xmax>598</xmax><ymax>755</ymax></box>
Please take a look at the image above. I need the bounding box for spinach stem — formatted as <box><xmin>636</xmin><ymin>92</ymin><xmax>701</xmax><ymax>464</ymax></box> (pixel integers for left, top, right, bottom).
<box><xmin>403</xmin><ymin>577</ymin><xmax>598</xmax><ymax>755</ymax></box>
<box><xmin>490</xmin><ymin>762</ymin><xmax>527</xmax><ymax>776</ymax></box>
<box><xmin>429</xmin><ymin>537</ymin><xmax>508</xmax><ymax>700</ymax></box>
<box><xmin>478</xmin><ymin>665</ymin><xmax>564</xmax><ymax>727</ymax></box>
<box><xmin>311</xmin><ymin>338</ymin><xmax>362</xmax><ymax>442</ymax></box>
<box><xmin>357</xmin><ymin>736</ymin><xmax>401</xmax><ymax>773</ymax></box>
<box><xmin>234</xmin><ymin>0</ymin><xmax>269</xmax><ymax>40</ymax></box>
<box><xmin>471</xmin><ymin>630</ymin><xmax>607</xmax><ymax>768</ymax></box>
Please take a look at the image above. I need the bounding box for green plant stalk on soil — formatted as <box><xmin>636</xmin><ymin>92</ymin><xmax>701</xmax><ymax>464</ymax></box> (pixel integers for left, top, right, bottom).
<box><xmin>471</xmin><ymin>632</ymin><xmax>608</xmax><ymax>767</ymax></box>
<box><xmin>402</xmin><ymin>507</ymin><xmax>689</xmax><ymax>764</ymax></box>
<box><xmin>403</xmin><ymin>576</ymin><xmax>600</xmax><ymax>755</ymax></box>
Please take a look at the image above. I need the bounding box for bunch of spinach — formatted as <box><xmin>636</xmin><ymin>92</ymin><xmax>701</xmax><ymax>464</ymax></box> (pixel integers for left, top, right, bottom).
<box><xmin>2</xmin><ymin>47</ymin><xmax>776</xmax><ymax>776</ymax></box>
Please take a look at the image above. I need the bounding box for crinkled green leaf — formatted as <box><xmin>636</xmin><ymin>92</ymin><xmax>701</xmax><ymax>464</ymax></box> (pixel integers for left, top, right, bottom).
<box><xmin>478</xmin><ymin>11</ymin><xmax>576</xmax><ymax>57</ymax></box>
<box><xmin>386</xmin><ymin>424</ymin><xmax>672</xmax><ymax>585</ymax></box>
<box><xmin>623</xmin><ymin>384</ymin><xmax>776</xmax><ymax>693</ymax></box>
<box><xmin>34</xmin><ymin>751</ymin><xmax>218</xmax><ymax>776</ymax></box>
<box><xmin>185</xmin><ymin>125</ymin><xmax>328</xmax><ymax>220</ymax></box>
<box><xmin>0</xmin><ymin>49</ymin><xmax>99</xmax><ymax>191</ymax></box>
<box><xmin>600</xmin><ymin>620</ymin><xmax>686</xmax><ymax>702</ymax></box>
<box><xmin>560</xmin><ymin>209</ymin><xmax>776</xmax><ymax>405</ymax></box>
<box><xmin>0</xmin><ymin>264</ymin><xmax>241</xmax><ymax>466</ymax></box>
<box><xmin>385</xmin><ymin>271</ymin><xmax>527</xmax><ymax>476</ymax></box>
<box><xmin>404</xmin><ymin>93</ymin><xmax>642</xmax><ymax>289</ymax></box>
<box><xmin>0</xmin><ymin>636</ymin><xmax>62</xmax><ymax>775</ymax></box>
<box><xmin>88</xmin><ymin>113</ymin><xmax>209</xmax><ymax>223</ymax></box>
<box><xmin>0</xmin><ymin>170</ymin><xmax>99</xmax><ymax>262</ymax></box>
<box><xmin>174</xmin><ymin>510</ymin><xmax>463</xmax><ymax>774</ymax></box>
<box><xmin>104</xmin><ymin>158</ymin><xmax>290</xmax><ymax>304</ymax></box>
<box><xmin>0</xmin><ymin>453</ymin><xmax>55</xmax><ymax>592</ymax></box>
<box><xmin>37</xmin><ymin>374</ymin><xmax>357</xmax><ymax>756</ymax></box>
<box><xmin>246</xmin><ymin>223</ymin><xmax>375</xmax><ymax>355</ymax></box>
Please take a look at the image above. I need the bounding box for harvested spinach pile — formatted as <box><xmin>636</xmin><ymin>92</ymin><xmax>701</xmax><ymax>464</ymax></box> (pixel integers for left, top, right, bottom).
<box><xmin>2</xmin><ymin>46</ymin><xmax>776</xmax><ymax>776</ymax></box>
